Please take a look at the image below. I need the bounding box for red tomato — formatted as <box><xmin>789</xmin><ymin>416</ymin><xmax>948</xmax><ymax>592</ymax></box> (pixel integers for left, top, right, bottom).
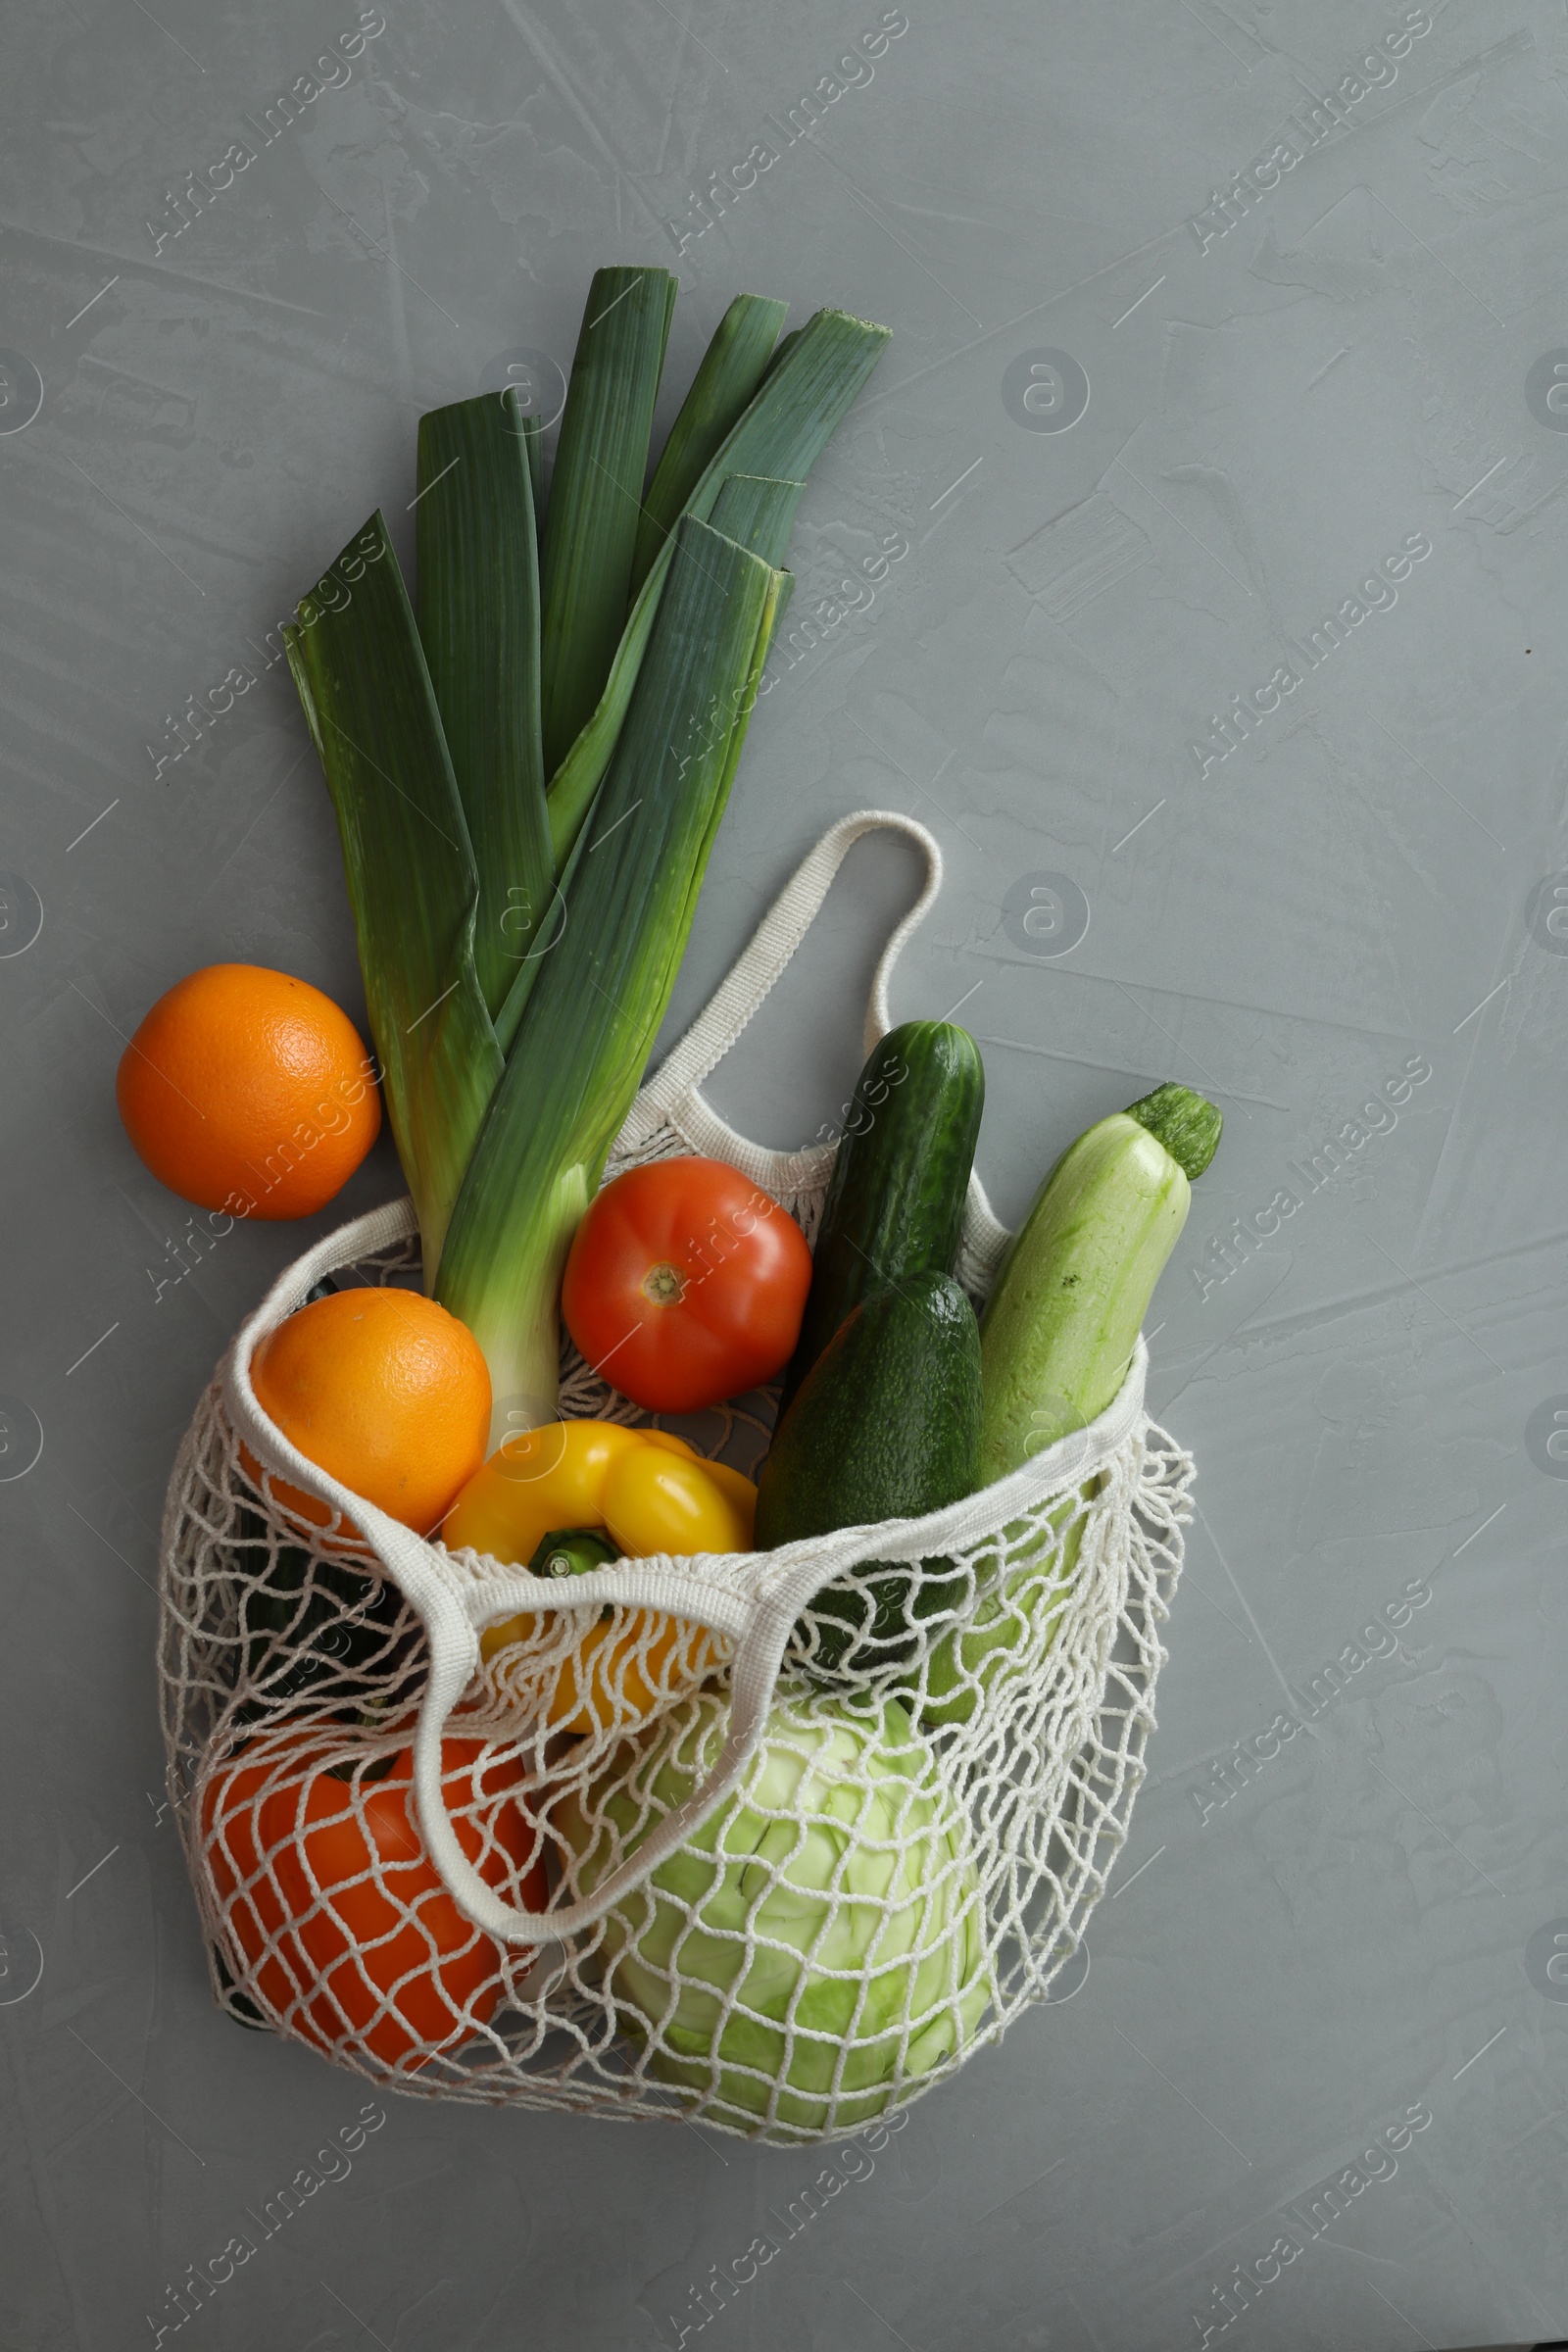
<box><xmin>562</xmin><ymin>1157</ymin><xmax>812</xmax><ymax>1412</ymax></box>
<box><xmin>201</xmin><ymin>1728</ymin><xmax>546</xmax><ymax>2071</ymax></box>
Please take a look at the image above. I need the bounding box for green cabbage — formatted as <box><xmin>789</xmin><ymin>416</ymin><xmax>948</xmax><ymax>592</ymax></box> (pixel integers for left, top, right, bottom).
<box><xmin>557</xmin><ymin>1690</ymin><xmax>988</xmax><ymax>2132</ymax></box>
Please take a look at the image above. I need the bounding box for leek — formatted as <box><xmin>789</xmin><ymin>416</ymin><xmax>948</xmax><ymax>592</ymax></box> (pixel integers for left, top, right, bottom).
<box><xmin>545</xmin><ymin>308</ymin><xmax>890</xmax><ymax>871</ymax></box>
<box><xmin>282</xmin><ymin>518</ymin><xmax>501</xmax><ymax>1282</ymax></box>
<box><xmin>762</xmin><ymin>324</ymin><xmax>805</xmax><ymax>380</ymax></box>
<box><xmin>287</xmin><ymin>272</ymin><xmax>889</xmax><ymax>1418</ymax></box>
<box><xmin>538</xmin><ymin>267</ymin><xmax>677</xmax><ymax>777</ymax></box>
<box><xmin>518</xmin><ymin>407</ymin><xmax>545</xmax><ymax>534</ymax></box>
<box><xmin>708</xmin><ymin>475</ymin><xmax>801</xmax><ymax>660</ymax></box>
<box><xmin>416</xmin><ymin>389</ymin><xmax>553</xmax><ymax>1053</ymax></box>
<box><xmin>630</xmin><ymin>293</ymin><xmax>788</xmax><ymax>594</ymax></box>
<box><xmin>708</xmin><ymin>471</ymin><xmax>806</xmax><ymax>564</ymax></box>
<box><xmin>434</xmin><ymin>514</ymin><xmax>782</xmax><ymax>1441</ymax></box>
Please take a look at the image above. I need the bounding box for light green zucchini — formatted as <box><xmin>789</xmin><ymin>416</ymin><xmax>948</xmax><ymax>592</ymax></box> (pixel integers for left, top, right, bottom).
<box><xmin>919</xmin><ymin>1082</ymin><xmax>1220</xmax><ymax>1727</ymax></box>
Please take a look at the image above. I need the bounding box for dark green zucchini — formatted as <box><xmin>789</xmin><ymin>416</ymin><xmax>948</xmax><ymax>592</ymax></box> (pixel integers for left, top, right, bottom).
<box><xmin>778</xmin><ymin>1019</ymin><xmax>984</xmax><ymax>1416</ymax></box>
<box><xmin>233</xmin><ymin>1505</ymin><xmax>416</xmax><ymax>1717</ymax></box>
<box><xmin>758</xmin><ymin>1273</ymin><xmax>981</xmax><ymax>1678</ymax></box>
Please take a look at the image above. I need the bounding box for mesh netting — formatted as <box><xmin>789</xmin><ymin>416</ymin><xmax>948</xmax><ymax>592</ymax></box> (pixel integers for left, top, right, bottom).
<box><xmin>157</xmin><ymin>810</ymin><xmax>1194</xmax><ymax>2142</ymax></box>
<box><xmin>160</xmin><ymin>1191</ymin><xmax>1190</xmax><ymax>2139</ymax></box>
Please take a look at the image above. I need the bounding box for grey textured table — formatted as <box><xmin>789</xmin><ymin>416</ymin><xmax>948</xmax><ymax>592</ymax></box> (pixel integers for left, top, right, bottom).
<box><xmin>3</xmin><ymin>1</ymin><xmax>1566</xmax><ymax>2345</ymax></box>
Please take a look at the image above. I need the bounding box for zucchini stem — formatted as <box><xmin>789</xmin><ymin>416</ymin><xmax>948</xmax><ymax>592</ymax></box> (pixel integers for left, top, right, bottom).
<box><xmin>1124</xmin><ymin>1083</ymin><xmax>1223</xmax><ymax>1180</ymax></box>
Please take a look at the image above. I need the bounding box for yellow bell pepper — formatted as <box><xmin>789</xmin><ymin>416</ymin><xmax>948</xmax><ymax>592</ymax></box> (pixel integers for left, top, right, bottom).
<box><xmin>602</xmin><ymin>1444</ymin><xmax>755</xmax><ymax>1558</ymax></box>
<box><xmin>442</xmin><ymin>1419</ymin><xmax>648</xmax><ymax>1567</ymax></box>
<box><xmin>440</xmin><ymin>1420</ymin><xmax>756</xmax><ymax>1737</ymax></box>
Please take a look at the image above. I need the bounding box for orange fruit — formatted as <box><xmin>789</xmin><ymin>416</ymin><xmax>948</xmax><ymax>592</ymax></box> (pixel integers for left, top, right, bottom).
<box><xmin>116</xmin><ymin>963</ymin><xmax>381</xmax><ymax>1220</ymax></box>
<box><xmin>246</xmin><ymin>1288</ymin><xmax>491</xmax><ymax>1535</ymax></box>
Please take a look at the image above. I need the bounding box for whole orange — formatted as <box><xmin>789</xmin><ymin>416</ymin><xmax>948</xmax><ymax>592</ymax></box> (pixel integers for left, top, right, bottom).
<box><xmin>116</xmin><ymin>963</ymin><xmax>381</xmax><ymax>1220</ymax></box>
<box><xmin>247</xmin><ymin>1288</ymin><xmax>491</xmax><ymax>1534</ymax></box>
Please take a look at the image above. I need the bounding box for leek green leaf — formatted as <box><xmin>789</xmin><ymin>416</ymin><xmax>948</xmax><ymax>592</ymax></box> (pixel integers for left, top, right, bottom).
<box><xmin>707</xmin><ymin>472</ymin><xmax>806</xmax><ymax>564</ymax></box>
<box><xmin>708</xmin><ymin>476</ymin><xmax>800</xmax><ymax>663</ymax></box>
<box><xmin>538</xmin><ymin>267</ymin><xmax>677</xmax><ymax>777</ymax></box>
<box><xmin>416</xmin><ymin>389</ymin><xmax>554</xmax><ymax>1053</ymax></box>
<box><xmin>435</xmin><ymin>514</ymin><xmax>782</xmax><ymax>1439</ymax></box>
<box><xmin>761</xmin><ymin>323</ymin><xmax>804</xmax><ymax>380</ymax></box>
<box><xmin>519</xmin><ymin>409</ymin><xmax>544</xmax><ymax>535</ymax></box>
<box><xmin>630</xmin><ymin>293</ymin><xmax>788</xmax><ymax>595</ymax></box>
<box><xmin>545</xmin><ymin>307</ymin><xmax>889</xmax><ymax>873</ymax></box>
<box><xmin>283</xmin><ymin>512</ymin><xmax>503</xmax><ymax>1283</ymax></box>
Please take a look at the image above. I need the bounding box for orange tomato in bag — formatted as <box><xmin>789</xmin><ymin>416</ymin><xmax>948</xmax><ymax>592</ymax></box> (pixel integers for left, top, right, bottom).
<box><xmin>202</xmin><ymin>1729</ymin><xmax>545</xmax><ymax>2070</ymax></box>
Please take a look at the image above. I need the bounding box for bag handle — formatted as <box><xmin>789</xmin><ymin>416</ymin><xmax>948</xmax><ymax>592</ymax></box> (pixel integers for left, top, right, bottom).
<box><xmin>624</xmin><ymin>803</ymin><xmax>1008</xmax><ymax>1277</ymax></box>
<box><xmin>632</xmin><ymin>809</ymin><xmax>944</xmax><ymax>1128</ymax></box>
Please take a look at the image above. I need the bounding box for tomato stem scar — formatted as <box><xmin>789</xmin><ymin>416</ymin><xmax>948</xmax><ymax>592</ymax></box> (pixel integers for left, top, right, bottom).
<box><xmin>642</xmin><ymin>1261</ymin><xmax>686</xmax><ymax>1305</ymax></box>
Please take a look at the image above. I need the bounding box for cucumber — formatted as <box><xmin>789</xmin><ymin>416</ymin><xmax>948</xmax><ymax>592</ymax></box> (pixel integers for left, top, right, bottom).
<box><xmin>777</xmin><ymin>1019</ymin><xmax>984</xmax><ymax>1417</ymax></box>
<box><xmin>756</xmin><ymin>1272</ymin><xmax>981</xmax><ymax>1678</ymax></box>
<box><xmin>920</xmin><ymin>1082</ymin><xmax>1220</xmax><ymax>1725</ymax></box>
<box><xmin>233</xmin><ymin>1506</ymin><xmax>416</xmax><ymax>1718</ymax></box>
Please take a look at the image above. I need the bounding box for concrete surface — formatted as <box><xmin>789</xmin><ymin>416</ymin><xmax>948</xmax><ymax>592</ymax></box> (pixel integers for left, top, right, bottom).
<box><xmin>2</xmin><ymin>0</ymin><xmax>1567</xmax><ymax>2345</ymax></box>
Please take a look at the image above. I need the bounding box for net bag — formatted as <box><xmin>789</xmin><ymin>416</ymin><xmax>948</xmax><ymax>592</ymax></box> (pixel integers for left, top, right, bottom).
<box><xmin>159</xmin><ymin>809</ymin><xmax>1194</xmax><ymax>2143</ymax></box>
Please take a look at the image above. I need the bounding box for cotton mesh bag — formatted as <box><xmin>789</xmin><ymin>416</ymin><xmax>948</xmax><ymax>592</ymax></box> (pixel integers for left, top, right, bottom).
<box><xmin>160</xmin><ymin>810</ymin><xmax>1194</xmax><ymax>2143</ymax></box>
